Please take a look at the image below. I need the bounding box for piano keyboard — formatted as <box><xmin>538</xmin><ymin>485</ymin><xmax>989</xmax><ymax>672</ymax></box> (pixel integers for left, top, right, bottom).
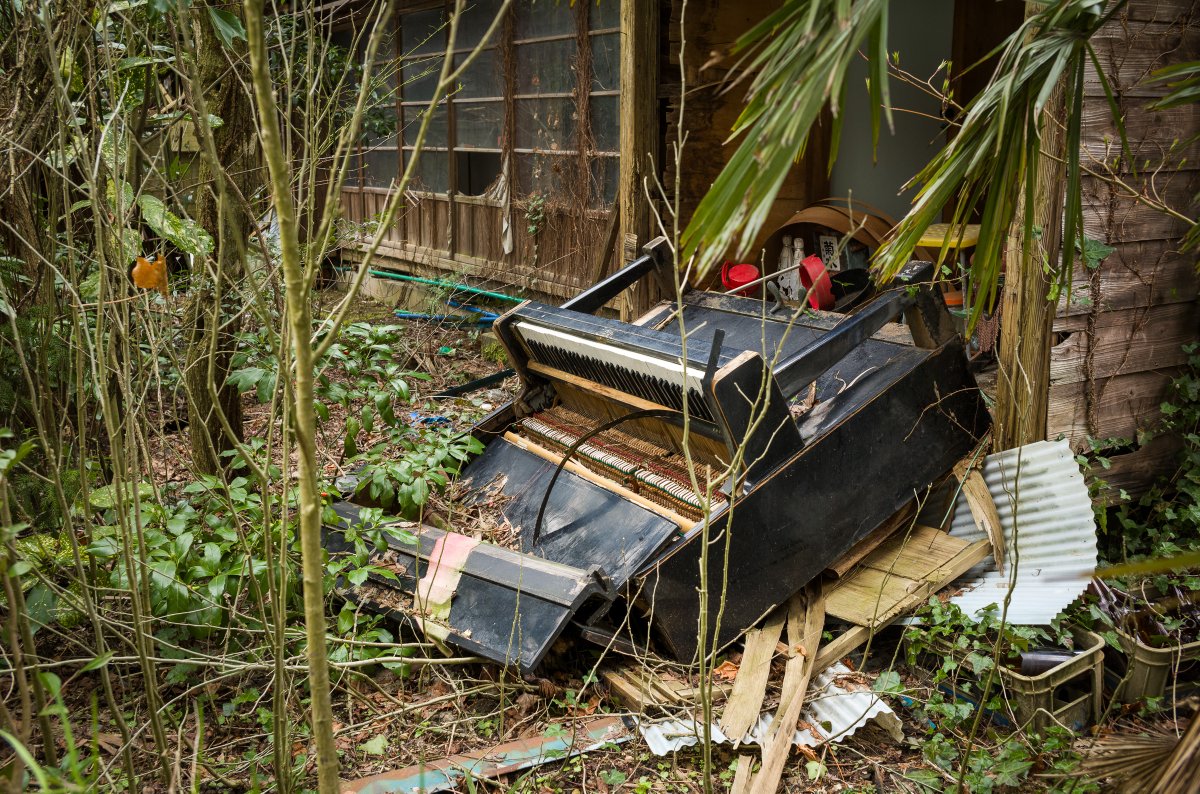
<box><xmin>514</xmin><ymin>320</ymin><xmax>717</xmax><ymax>423</ymax></box>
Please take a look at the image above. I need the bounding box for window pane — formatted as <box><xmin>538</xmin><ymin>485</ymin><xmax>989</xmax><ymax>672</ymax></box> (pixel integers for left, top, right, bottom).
<box><xmin>456</xmin><ymin>151</ymin><xmax>503</xmax><ymax>195</ymax></box>
<box><xmin>458</xmin><ymin>0</ymin><xmax>506</xmax><ymax>45</ymax></box>
<box><xmin>363</xmin><ymin>107</ymin><xmax>398</xmax><ymax>146</ymax></box>
<box><xmin>516</xmin><ymin>0</ymin><xmax>575</xmax><ymax>40</ymax></box>
<box><xmin>517</xmin><ymin>152</ymin><xmax>570</xmax><ymax>196</ymax></box>
<box><xmin>589</xmin><ymin>94</ymin><xmax>618</xmax><ymax>152</ymax></box>
<box><xmin>402</xmin><ymin>55</ymin><xmax>442</xmax><ymax>101</ymax></box>
<box><xmin>403</xmin><ymin>103</ymin><xmax>448</xmax><ymax>147</ymax></box>
<box><xmin>516</xmin><ymin>39</ymin><xmax>577</xmax><ymax>94</ymax></box>
<box><xmin>362</xmin><ymin>148</ymin><xmax>399</xmax><ymax>188</ymax></box>
<box><xmin>453</xmin><ymin>50</ymin><xmax>503</xmax><ymax>99</ymax></box>
<box><xmin>515</xmin><ymin>98</ymin><xmax>576</xmax><ymax>150</ymax></box>
<box><xmin>591</xmin><ymin>0</ymin><xmax>620</xmax><ymax>29</ymax></box>
<box><xmin>407</xmin><ymin>150</ymin><xmax>449</xmax><ymax>193</ymax></box>
<box><xmin>402</xmin><ymin>8</ymin><xmax>445</xmax><ymax>56</ymax></box>
<box><xmin>590</xmin><ymin>155</ymin><xmax>618</xmax><ymax>207</ymax></box>
<box><xmin>343</xmin><ymin>152</ymin><xmax>362</xmax><ymax>187</ymax></box>
<box><xmin>591</xmin><ymin>32</ymin><xmax>619</xmax><ymax>91</ymax></box>
<box><xmin>456</xmin><ymin>101</ymin><xmax>504</xmax><ymax>149</ymax></box>
<box><xmin>357</xmin><ymin>18</ymin><xmax>397</xmax><ymax>60</ymax></box>
<box><xmin>362</xmin><ymin>70</ymin><xmax>398</xmax><ymax>145</ymax></box>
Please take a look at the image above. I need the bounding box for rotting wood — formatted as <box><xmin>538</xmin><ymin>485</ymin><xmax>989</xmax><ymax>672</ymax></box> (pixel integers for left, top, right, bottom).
<box><xmin>719</xmin><ymin>607</ymin><xmax>786</xmax><ymax>742</ymax></box>
<box><xmin>954</xmin><ymin>461</ymin><xmax>1005</xmax><ymax>575</ymax></box>
<box><xmin>1049</xmin><ymin>301</ymin><xmax>1199</xmax><ymax>385</ymax></box>
<box><xmin>749</xmin><ymin>583</ymin><xmax>824</xmax><ymax>794</ymax></box>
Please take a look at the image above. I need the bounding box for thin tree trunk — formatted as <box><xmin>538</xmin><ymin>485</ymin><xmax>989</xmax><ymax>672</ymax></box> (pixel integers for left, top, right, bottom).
<box><xmin>242</xmin><ymin>4</ymin><xmax>340</xmax><ymax>791</ymax></box>
<box><xmin>185</xmin><ymin>2</ymin><xmax>257</xmax><ymax>475</ymax></box>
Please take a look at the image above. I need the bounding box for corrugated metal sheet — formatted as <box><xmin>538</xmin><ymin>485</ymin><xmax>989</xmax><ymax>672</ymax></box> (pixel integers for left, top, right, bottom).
<box><xmin>637</xmin><ymin>663</ymin><xmax>901</xmax><ymax>755</ymax></box>
<box><xmin>948</xmin><ymin>439</ymin><xmax>1096</xmax><ymax>624</ymax></box>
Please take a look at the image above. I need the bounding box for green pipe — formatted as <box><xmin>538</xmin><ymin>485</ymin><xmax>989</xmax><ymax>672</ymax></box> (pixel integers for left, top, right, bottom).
<box><xmin>366</xmin><ymin>268</ymin><xmax>524</xmax><ymax>303</ymax></box>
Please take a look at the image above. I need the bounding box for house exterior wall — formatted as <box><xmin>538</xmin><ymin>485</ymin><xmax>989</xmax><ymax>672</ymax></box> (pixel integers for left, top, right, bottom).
<box><xmin>1046</xmin><ymin>0</ymin><xmax>1199</xmax><ymax>495</ymax></box>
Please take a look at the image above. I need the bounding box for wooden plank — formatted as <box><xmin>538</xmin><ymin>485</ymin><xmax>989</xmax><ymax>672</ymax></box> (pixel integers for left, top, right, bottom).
<box><xmin>617</xmin><ymin>0</ymin><xmax>659</xmax><ymax>317</ymax></box>
<box><xmin>1119</xmin><ymin>0</ymin><xmax>1196</xmax><ymax>23</ymax></box>
<box><xmin>958</xmin><ymin>467</ymin><xmax>1006</xmax><ymax>575</ymax></box>
<box><xmin>603</xmin><ymin>670</ymin><xmax>661</xmax><ymax>710</ymax></box>
<box><xmin>813</xmin><ymin>624</ymin><xmax>874</xmax><ymax>673</ymax></box>
<box><xmin>1084</xmin><ymin>20</ymin><xmax>1200</xmax><ymax>99</ymax></box>
<box><xmin>1049</xmin><ymin>302</ymin><xmax>1198</xmax><ymax>384</ymax></box>
<box><xmin>1081</xmin><ymin>101</ymin><xmax>1200</xmax><ymax>172</ymax></box>
<box><xmin>826</xmin><ymin>536</ymin><xmax>993</xmax><ymax>628</ymax></box>
<box><xmin>1058</xmin><ymin>239</ymin><xmax>1199</xmax><ymax>317</ymax></box>
<box><xmin>1082</xmin><ymin>171</ymin><xmax>1200</xmax><ymax>244</ymax></box>
<box><xmin>1046</xmin><ymin>367</ymin><xmax>1177</xmax><ymax>449</ymax></box>
<box><xmin>719</xmin><ymin>607</ymin><xmax>786</xmax><ymax>742</ymax></box>
<box><xmin>749</xmin><ymin>584</ymin><xmax>824</xmax><ymax>794</ymax></box>
<box><xmin>1098</xmin><ymin>432</ymin><xmax>1183</xmax><ymax>500</ymax></box>
<box><xmin>730</xmin><ymin>755</ymin><xmax>754</xmax><ymax>794</ymax></box>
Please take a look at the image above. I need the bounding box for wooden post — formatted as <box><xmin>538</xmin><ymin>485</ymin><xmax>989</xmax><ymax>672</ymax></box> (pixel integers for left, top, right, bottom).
<box><xmin>617</xmin><ymin>0</ymin><xmax>659</xmax><ymax>319</ymax></box>
<box><xmin>993</xmin><ymin>2</ymin><xmax>1068</xmax><ymax>451</ymax></box>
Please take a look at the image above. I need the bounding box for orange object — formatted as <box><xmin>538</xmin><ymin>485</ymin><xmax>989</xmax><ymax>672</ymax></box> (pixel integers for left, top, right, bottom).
<box><xmin>721</xmin><ymin>261</ymin><xmax>760</xmax><ymax>296</ymax></box>
<box><xmin>132</xmin><ymin>254</ymin><xmax>168</xmax><ymax>298</ymax></box>
<box><xmin>798</xmin><ymin>255</ymin><xmax>834</xmax><ymax>310</ymax></box>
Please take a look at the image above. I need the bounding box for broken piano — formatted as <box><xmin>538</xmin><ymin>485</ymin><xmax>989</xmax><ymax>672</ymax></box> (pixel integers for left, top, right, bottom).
<box><xmin>323</xmin><ymin>238</ymin><xmax>990</xmax><ymax>671</ymax></box>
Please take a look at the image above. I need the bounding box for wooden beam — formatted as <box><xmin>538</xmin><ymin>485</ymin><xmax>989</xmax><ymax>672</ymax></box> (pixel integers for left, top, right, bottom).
<box><xmin>618</xmin><ymin>0</ymin><xmax>659</xmax><ymax>319</ymax></box>
<box><xmin>994</xmin><ymin>1</ymin><xmax>1070</xmax><ymax>451</ymax></box>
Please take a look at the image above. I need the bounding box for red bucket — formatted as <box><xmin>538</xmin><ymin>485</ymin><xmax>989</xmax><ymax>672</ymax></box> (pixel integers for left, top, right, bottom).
<box><xmin>721</xmin><ymin>261</ymin><xmax>760</xmax><ymax>296</ymax></box>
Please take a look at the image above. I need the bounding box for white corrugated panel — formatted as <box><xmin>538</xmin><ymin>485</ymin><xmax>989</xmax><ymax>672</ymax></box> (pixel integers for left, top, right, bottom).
<box><xmin>636</xmin><ymin>663</ymin><xmax>902</xmax><ymax>756</ymax></box>
<box><xmin>948</xmin><ymin>439</ymin><xmax>1096</xmax><ymax>624</ymax></box>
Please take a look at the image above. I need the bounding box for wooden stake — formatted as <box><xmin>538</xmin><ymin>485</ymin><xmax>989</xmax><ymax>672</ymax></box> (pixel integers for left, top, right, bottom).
<box><xmin>749</xmin><ymin>583</ymin><xmax>825</xmax><ymax>794</ymax></box>
<box><xmin>719</xmin><ymin>608</ymin><xmax>786</xmax><ymax>742</ymax></box>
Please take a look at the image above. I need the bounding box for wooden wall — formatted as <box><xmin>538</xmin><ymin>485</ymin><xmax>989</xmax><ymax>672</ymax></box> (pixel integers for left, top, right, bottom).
<box><xmin>1046</xmin><ymin>0</ymin><xmax>1199</xmax><ymax>495</ymax></box>
<box><xmin>341</xmin><ymin>188</ymin><xmax>617</xmax><ymax>299</ymax></box>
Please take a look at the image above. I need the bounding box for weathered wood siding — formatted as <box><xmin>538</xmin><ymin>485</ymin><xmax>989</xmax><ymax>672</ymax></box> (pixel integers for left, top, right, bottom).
<box><xmin>1047</xmin><ymin>0</ymin><xmax>1199</xmax><ymax>495</ymax></box>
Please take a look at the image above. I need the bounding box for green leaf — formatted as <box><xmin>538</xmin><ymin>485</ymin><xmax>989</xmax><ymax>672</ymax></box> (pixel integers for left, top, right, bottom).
<box><xmin>872</xmin><ymin>670</ymin><xmax>904</xmax><ymax>694</ymax></box>
<box><xmin>207</xmin><ymin>7</ymin><xmax>246</xmax><ymax>50</ymax></box>
<box><xmin>81</xmin><ymin>651</ymin><xmax>115</xmax><ymax>672</ymax></box>
<box><xmin>358</xmin><ymin>734</ymin><xmax>388</xmax><ymax>756</ymax></box>
<box><xmin>136</xmin><ymin>193</ymin><xmax>214</xmax><ymax>258</ymax></box>
<box><xmin>25</xmin><ymin>585</ymin><xmax>58</xmax><ymax>634</ymax></box>
<box><xmin>89</xmin><ymin>482</ymin><xmax>154</xmax><ymax>510</ymax></box>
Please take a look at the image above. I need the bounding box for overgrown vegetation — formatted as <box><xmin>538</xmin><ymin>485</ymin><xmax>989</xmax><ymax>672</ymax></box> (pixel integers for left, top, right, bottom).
<box><xmin>0</xmin><ymin>0</ymin><xmax>1196</xmax><ymax>791</ymax></box>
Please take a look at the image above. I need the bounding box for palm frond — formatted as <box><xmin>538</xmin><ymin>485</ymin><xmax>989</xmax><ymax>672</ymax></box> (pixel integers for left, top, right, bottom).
<box><xmin>682</xmin><ymin>0</ymin><xmax>1131</xmax><ymax>330</ymax></box>
<box><xmin>679</xmin><ymin>0</ymin><xmax>890</xmax><ymax>278</ymax></box>
<box><xmin>875</xmin><ymin>0</ymin><xmax>1117</xmax><ymax>329</ymax></box>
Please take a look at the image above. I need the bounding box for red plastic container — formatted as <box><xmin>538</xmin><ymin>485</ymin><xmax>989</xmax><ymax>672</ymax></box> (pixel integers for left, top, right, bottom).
<box><xmin>721</xmin><ymin>261</ymin><xmax>760</xmax><ymax>296</ymax></box>
<box><xmin>799</xmin><ymin>255</ymin><xmax>834</xmax><ymax>310</ymax></box>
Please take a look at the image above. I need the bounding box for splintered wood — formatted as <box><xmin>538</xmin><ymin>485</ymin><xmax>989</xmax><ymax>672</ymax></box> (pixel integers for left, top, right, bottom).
<box><xmin>747</xmin><ymin>584</ymin><xmax>824</xmax><ymax>794</ymax></box>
